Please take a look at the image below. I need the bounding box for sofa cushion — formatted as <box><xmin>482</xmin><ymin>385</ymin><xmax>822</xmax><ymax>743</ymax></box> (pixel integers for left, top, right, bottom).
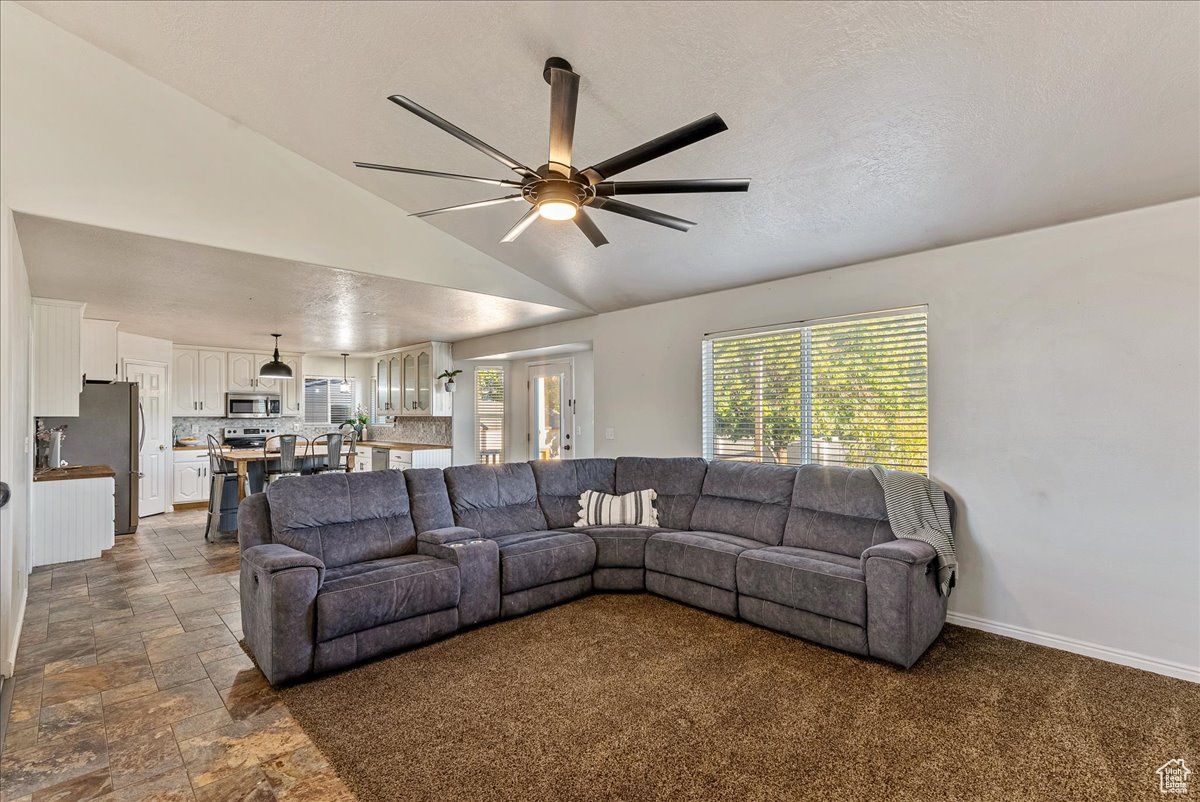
<box><xmin>736</xmin><ymin>546</ymin><xmax>866</xmax><ymax>626</ymax></box>
<box><xmin>444</xmin><ymin>463</ymin><xmax>548</xmax><ymax>537</ymax></box>
<box><xmin>644</xmin><ymin>530</ymin><xmax>764</xmax><ymax>592</ymax></box>
<box><xmin>495</xmin><ymin>530</ymin><xmax>596</xmax><ymax>594</ymax></box>
<box><xmin>783</xmin><ymin>465</ymin><xmax>892</xmax><ymax>559</ymax></box>
<box><xmin>531</xmin><ymin>459</ymin><xmax>617</xmax><ymax>529</ymax></box>
<box><xmin>577</xmin><ymin>489</ymin><xmax>658</xmax><ymax>527</ymax></box>
<box><xmin>615</xmin><ymin>457</ymin><xmax>708</xmax><ymax>530</ymax></box>
<box><xmin>582</xmin><ymin>526</ymin><xmax>669</xmax><ymax>568</ymax></box>
<box><xmin>405</xmin><ymin>468</ymin><xmax>455</xmax><ymax>534</ymax></box>
<box><xmin>316</xmin><ymin>555</ymin><xmax>459</xmax><ymax>641</ymax></box>
<box><xmin>266</xmin><ymin>471</ymin><xmax>416</xmax><ymax>569</ymax></box>
<box><xmin>689</xmin><ymin>461</ymin><xmax>796</xmax><ymax>546</ymax></box>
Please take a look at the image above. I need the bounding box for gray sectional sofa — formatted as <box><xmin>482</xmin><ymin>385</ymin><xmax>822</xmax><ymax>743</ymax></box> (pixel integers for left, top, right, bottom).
<box><xmin>238</xmin><ymin>457</ymin><xmax>955</xmax><ymax>685</ymax></box>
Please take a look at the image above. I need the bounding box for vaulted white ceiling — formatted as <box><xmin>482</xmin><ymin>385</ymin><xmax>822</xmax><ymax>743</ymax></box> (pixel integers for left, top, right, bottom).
<box><xmin>17</xmin><ymin>0</ymin><xmax>1200</xmax><ymax>315</ymax></box>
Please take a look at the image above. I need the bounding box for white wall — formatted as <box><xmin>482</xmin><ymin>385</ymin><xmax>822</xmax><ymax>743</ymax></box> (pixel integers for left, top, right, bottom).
<box><xmin>118</xmin><ymin>330</ymin><xmax>172</xmax><ymax>366</ymax></box>
<box><xmin>454</xmin><ymin>198</ymin><xmax>1200</xmax><ymax>680</ymax></box>
<box><xmin>0</xmin><ymin>207</ymin><xmax>34</xmax><ymax>676</ymax></box>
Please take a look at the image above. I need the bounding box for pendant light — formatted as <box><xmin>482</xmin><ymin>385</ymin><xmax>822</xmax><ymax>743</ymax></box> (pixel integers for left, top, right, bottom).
<box><xmin>258</xmin><ymin>334</ymin><xmax>293</xmax><ymax>379</ymax></box>
<box><xmin>339</xmin><ymin>354</ymin><xmax>351</xmax><ymax>392</ymax></box>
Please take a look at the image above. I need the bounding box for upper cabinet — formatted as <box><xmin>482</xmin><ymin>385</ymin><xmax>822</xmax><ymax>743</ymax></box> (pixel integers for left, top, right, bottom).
<box><xmin>81</xmin><ymin>319</ymin><xmax>119</xmax><ymax>382</ymax></box>
<box><xmin>32</xmin><ymin>299</ymin><xmax>85</xmax><ymax>416</ymax></box>
<box><xmin>279</xmin><ymin>356</ymin><xmax>302</xmax><ymax>417</ymax></box>
<box><xmin>172</xmin><ymin>348</ymin><xmax>225</xmax><ymax>416</ymax></box>
<box><xmin>226</xmin><ymin>352</ymin><xmax>262</xmax><ymax>392</ymax></box>
<box><xmin>375</xmin><ymin>342</ymin><xmax>452</xmax><ymax>418</ymax></box>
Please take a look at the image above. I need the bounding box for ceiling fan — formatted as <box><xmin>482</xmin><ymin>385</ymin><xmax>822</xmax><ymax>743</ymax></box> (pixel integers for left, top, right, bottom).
<box><xmin>355</xmin><ymin>57</ymin><xmax>750</xmax><ymax>247</ymax></box>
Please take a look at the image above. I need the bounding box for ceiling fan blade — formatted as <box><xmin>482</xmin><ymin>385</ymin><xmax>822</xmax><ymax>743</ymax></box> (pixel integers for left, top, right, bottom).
<box><xmin>547</xmin><ymin>65</ymin><xmax>580</xmax><ymax>178</ymax></box>
<box><xmin>500</xmin><ymin>206</ymin><xmax>541</xmax><ymax>243</ymax></box>
<box><xmin>580</xmin><ymin>113</ymin><xmax>729</xmax><ymax>184</ymax></box>
<box><xmin>354</xmin><ymin>162</ymin><xmax>524</xmax><ymax>188</ymax></box>
<box><xmin>590</xmin><ymin>197</ymin><xmax>696</xmax><ymax>232</ymax></box>
<box><xmin>411</xmin><ymin>195</ymin><xmax>526</xmax><ymax>218</ymax></box>
<box><xmin>595</xmin><ymin>178</ymin><xmax>750</xmax><ymax>196</ymax></box>
<box><xmin>387</xmin><ymin>95</ymin><xmax>538</xmax><ymax>179</ymax></box>
<box><xmin>573</xmin><ymin>209</ymin><xmax>608</xmax><ymax>247</ymax></box>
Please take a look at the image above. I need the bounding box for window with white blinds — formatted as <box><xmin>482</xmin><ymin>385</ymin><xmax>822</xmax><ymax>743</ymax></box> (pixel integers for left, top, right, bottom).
<box><xmin>304</xmin><ymin>378</ymin><xmax>356</xmax><ymax>426</ymax></box>
<box><xmin>702</xmin><ymin>307</ymin><xmax>928</xmax><ymax>473</ymax></box>
<box><xmin>475</xmin><ymin>366</ymin><xmax>505</xmax><ymax>464</ymax></box>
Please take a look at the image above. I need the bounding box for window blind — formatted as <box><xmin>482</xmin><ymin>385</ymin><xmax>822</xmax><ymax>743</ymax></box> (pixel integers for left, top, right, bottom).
<box><xmin>304</xmin><ymin>378</ymin><xmax>355</xmax><ymax>426</ymax></box>
<box><xmin>475</xmin><ymin>367</ymin><xmax>505</xmax><ymax>464</ymax></box>
<box><xmin>702</xmin><ymin>308</ymin><xmax>928</xmax><ymax>473</ymax></box>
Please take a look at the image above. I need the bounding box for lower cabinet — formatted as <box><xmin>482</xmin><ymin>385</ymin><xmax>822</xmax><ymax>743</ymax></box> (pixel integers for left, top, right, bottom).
<box><xmin>353</xmin><ymin>447</ymin><xmax>372</xmax><ymax>472</ymax></box>
<box><xmin>173</xmin><ymin>450</ymin><xmax>211</xmax><ymax>504</ymax></box>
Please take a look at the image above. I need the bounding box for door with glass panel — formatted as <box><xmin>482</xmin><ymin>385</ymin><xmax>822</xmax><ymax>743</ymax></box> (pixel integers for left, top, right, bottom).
<box><xmin>528</xmin><ymin>361</ymin><xmax>573</xmax><ymax>460</ymax></box>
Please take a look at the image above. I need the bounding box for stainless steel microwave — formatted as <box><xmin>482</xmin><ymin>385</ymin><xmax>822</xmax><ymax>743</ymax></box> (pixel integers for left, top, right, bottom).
<box><xmin>226</xmin><ymin>393</ymin><xmax>282</xmax><ymax>419</ymax></box>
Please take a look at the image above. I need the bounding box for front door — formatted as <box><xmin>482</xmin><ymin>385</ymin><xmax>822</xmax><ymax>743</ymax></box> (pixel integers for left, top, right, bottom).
<box><xmin>528</xmin><ymin>361</ymin><xmax>574</xmax><ymax>461</ymax></box>
<box><xmin>126</xmin><ymin>361</ymin><xmax>168</xmax><ymax>516</ymax></box>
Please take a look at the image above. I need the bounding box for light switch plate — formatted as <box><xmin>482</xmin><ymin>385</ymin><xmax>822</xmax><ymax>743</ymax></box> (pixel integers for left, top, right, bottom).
<box><xmin>605</xmin><ymin>427</ymin><xmax>615</xmax><ymax>440</ymax></box>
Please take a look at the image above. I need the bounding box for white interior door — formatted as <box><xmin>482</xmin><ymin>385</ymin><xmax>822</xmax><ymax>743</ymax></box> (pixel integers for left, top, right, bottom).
<box><xmin>126</xmin><ymin>360</ymin><xmax>168</xmax><ymax>517</ymax></box>
<box><xmin>528</xmin><ymin>361</ymin><xmax>574</xmax><ymax>461</ymax></box>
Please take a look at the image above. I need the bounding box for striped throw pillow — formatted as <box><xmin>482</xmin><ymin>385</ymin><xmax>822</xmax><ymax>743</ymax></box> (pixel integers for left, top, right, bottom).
<box><xmin>575</xmin><ymin>488</ymin><xmax>658</xmax><ymax>527</ymax></box>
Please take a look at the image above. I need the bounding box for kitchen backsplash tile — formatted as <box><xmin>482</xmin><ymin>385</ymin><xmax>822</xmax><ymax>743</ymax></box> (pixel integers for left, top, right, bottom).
<box><xmin>172</xmin><ymin>416</ymin><xmax>452</xmax><ymax>446</ymax></box>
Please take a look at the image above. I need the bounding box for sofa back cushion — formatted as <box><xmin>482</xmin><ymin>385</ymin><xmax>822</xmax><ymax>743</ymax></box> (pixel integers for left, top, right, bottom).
<box><xmin>689</xmin><ymin>461</ymin><xmax>796</xmax><ymax>545</ymax></box>
<box><xmin>530</xmin><ymin>458</ymin><xmax>617</xmax><ymax>529</ymax></box>
<box><xmin>783</xmin><ymin>465</ymin><xmax>891</xmax><ymax>558</ymax></box>
<box><xmin>404</xmin><ymin>468</ymin><xmax>455</xmax><ymax>534</ymax></box>
<box><xmin>266</xmin><ymin>471</ymin><xmax>417</xmax><ymax>568</ymax></box>
<box><xmin>615</xmin><ymin>457</ymin><xmax>708</xmax><ymax>531</ymax></box>
<box><xmin>444</xmin><ymin>463</ymin><xmax>548</xmax><ymax>537</ymax></box>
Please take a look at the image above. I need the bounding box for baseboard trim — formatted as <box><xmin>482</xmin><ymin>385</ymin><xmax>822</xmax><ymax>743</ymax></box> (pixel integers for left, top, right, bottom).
<box><xmin>945</xmin><ymin>611</ymin><xmax>1199</xmax><ymax>684</ymax></box>
<box><xmin>1</xmin><ymin>587</ymin><xmax>26</xmax><ymax>677</ymax></box>
<box><xmin>172</xmin><ymin>501</ymin><xmax>207</xmax><ymax>511</ymax></box>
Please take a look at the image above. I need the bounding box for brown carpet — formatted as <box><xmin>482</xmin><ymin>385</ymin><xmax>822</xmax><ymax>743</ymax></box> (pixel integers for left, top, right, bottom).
<box><xmin>280</xmin><ymin>594</ymin><xmax>1198</xmax><ymax>802</ymax></box>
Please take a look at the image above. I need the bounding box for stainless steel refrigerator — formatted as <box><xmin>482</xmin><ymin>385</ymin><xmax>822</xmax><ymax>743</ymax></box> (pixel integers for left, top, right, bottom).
<box><xmin>43</xmin><ymin>381</ymin><xmax>140</xmax><ymax>534</ymax></box>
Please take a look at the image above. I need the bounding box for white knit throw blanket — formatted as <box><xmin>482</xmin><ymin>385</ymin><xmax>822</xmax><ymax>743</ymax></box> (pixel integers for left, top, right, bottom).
<box><xmin>868</xmin><ymin>465</ymin><xmax>957</xmax><ymax>596</ymax></box>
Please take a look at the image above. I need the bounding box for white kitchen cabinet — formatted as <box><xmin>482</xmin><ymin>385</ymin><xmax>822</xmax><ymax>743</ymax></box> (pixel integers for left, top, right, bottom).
<box><xmin>227</xmin><ymin>351</ymin><xmax>261</xmax><ymax>392</ymax></box>
<box><xmin>32</xmin><ymin>475</ymin><xmax>115</xmax><ymax>567</ymax></box>
<box><xmin>81</xmin><ymin>319</ymin><xmax>120</xmax><ymax>382</ymax></box>
<box><xmin>32</xmin><ymin>298</ymin><xmax>85</xmax><ymax>416</ymax></box>
<box><xmin>412</xmin><ymin>448</ymin><xmax>452</xmax><ymax>469</ymax></box>
<box><xmin>388</xmin><ymin>451</ymin><xmax>412</xmax><ymax>471</ymax></box>
<box><xmin>279</xmin><ymin>356</ymin><xmax>302</xmax><ymax>416</ymax></box>
<box><xmin>172</xmin><ymin>450</ymin><xmax>210</xmax><ymax>504</ymax></box>
<box><xmin>375</xmin><ymin>342</ymin><xmax>453</xmax><ymax>418</ymax></box>
<box><xmin>353</xmin><ymin>446</ymin><xmax>372</xmax><ymax>472</ymax></box>
<box><xmin>172</xmin><ymin>348</ymin><xmax>225</xmax><ymax>416</ymax></box>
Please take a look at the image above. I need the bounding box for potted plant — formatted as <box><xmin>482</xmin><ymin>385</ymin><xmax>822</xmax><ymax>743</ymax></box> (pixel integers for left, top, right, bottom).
<box><xmin>343</xmin><ymin>406</ymin><xmax>370</xmax><ymax>442</ymax></box>
<box><xmin>437</xmin><ymin>369</ymin><xmax>463</xmax><ymax>393</ymax></box>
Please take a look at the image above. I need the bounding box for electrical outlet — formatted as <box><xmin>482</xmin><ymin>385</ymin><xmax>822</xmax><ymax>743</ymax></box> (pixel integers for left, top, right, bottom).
<box><xmin>605</xmin><ymin>427</ymin><xmax>615</xmax><ymax>441</ymax></box>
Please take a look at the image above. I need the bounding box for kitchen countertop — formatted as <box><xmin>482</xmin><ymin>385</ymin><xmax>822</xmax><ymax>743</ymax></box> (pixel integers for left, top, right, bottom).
<box><xmin>174</xmin><ymin>440</ymin><xmax>450</xmax><ymax>452</ymax></box>
<box><xmin>34</xmin><ymin>465</ymin><xmax>117</xmax><ymax>482</ymax></box>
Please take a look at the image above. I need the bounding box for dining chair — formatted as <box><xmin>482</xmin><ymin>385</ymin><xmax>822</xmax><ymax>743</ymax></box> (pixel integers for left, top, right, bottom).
<box><xmin>263</xmin><ymin>434</ymin><xmax>309</xmax><ymax>486</ymax></box>
<box><xmin>311</xmin><ymin>431</ymin><xmax>354</xmax><ymax>473</ymax></box>
<box><xmin>204</xmin><ymin>434</ymin><xmax>237</xmax><ymax>542</ymax></box>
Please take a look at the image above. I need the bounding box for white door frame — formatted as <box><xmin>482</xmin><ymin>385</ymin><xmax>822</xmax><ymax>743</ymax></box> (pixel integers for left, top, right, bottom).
<box><xmin>527</xmin><ymin>359</ymin><xmax>574</xmax><ymax>461</ymax></box>
<box><xmin>124</xmin><ymin>359</ymin><xmax>170</xmax><ymax>517</ymax></box>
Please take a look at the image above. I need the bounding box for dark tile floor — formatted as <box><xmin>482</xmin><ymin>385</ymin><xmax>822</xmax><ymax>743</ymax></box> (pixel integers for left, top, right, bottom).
<box><xmin>0</xmin><ymin>509</ymin><xmax>355</xmax><ymax>801</ymax></box>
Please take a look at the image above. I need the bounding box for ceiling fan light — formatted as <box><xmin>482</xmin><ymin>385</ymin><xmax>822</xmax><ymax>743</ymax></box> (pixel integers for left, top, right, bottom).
<box><xmin>538</xmin><ymin>199</ymin><xmax>578</xmax><ymax>221</ymax></box>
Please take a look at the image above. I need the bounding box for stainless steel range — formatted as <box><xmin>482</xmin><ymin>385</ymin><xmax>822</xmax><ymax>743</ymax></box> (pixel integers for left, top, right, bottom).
<box><xmin>222</xmin><ymin>426</ymin><xmax>279</xmax><ymax>449</ymax></box>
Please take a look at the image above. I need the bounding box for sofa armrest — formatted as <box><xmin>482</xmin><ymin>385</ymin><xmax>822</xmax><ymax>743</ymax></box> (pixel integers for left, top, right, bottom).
<box><xmin>418</xmin><ymin>534</ymin><xmax>499</xmax><ymax>627</ymax></box>
<box><xmin>238</xmin><ymin>493</ymin><xmax>273</xmax><ymax>551</ymax></box>
<box><xmin>419</xmin><ymin>526</ymin><xmax>482</xmax><ymax>547</ymax></box>
<box><xmin>861</xmin><ymin>539</ymin><xmax>937</xmax><ymax>570</ymax></box>
<box><xmin>240</xmin><ymin>544</ymin><xmax>324</xmax><ymax>685</ymax></box>
<box><xmin>862</xmin><ymin>539</ymin><xmax>947</xmax><ymax>669</ymax></box>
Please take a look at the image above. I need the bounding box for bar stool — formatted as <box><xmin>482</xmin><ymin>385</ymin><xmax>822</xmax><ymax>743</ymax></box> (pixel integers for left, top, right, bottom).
<box><xmin>263</xmin><ymin>434</ymin><xmax>309</xmax><ymax>486</ymax></box>
<box><xmin>204</xmin><ymin>435</ymin><xmax>238</xmax><ymax>542</ymax></box>
<box><xmin>311</xmin><ymin>431</ymin><xmax>354</xmax><ymax>474</ymax></box>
